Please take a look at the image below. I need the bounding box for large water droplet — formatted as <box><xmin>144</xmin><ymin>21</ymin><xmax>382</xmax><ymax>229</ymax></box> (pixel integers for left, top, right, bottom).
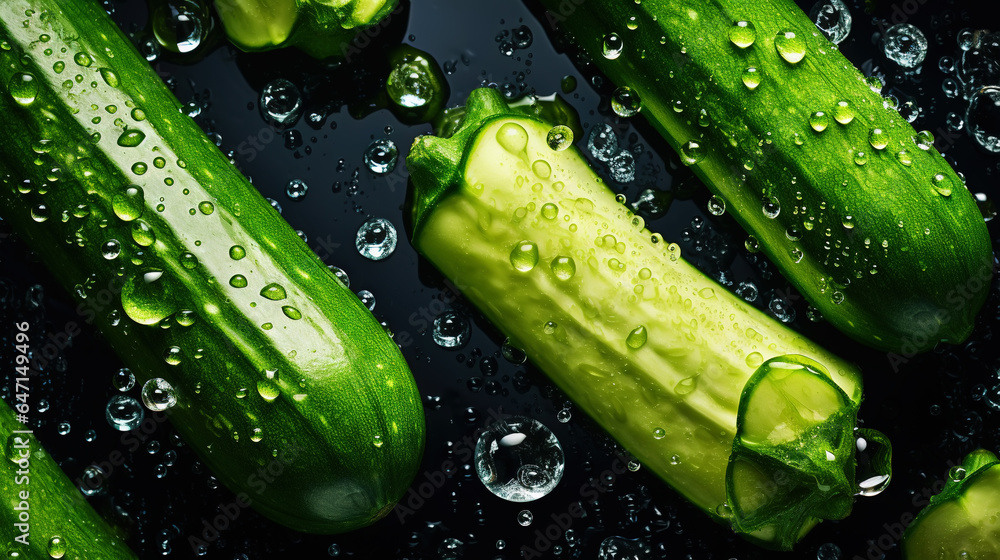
<box><xmin>602</xmin><ymin>33</ymin><xmax>624</xmax><ymax>59</ymax></box>
<box><xmin>356</xmin><ymin>217</ymin><xmax>398</xmax><ymax>260</ymax></box>
<box><xmin>142</xmin><ymin>378</ymin><xmax>177</xmax><ymax>411</ymax></box>
<box><xmin>475</xmin><ymin>416</ymin><xmax>565</xmax><ymax>502</ymax></box>
<box><xmin>626</xmin><ymin>325</ymin><xmax>648</xmax><ymax>349</ymax></box>
<box><xmin>550</xmin><ymin>256</ymin><xmax>576</xmax><ymax>280</ymax></box>
<box><xmin>611</xmin><ymin>86</ymin><xmax>641</xmax><ymax>117</ymax></box>
<box><xmin>587</xmin><ymin>123</ymin><xmax>618</xmax><ymax>162</ymax></box>
<box><xmin>117</xmin><ymin>128</ymin><xmax>146</xmax><ymax>148</ymax></box>
<box><xmin>121</xmin><ymin>271</ymin><xmax>177</xmax><ymax>325</ymax></box>
<box><xmin>260</xmin><ymin>283</ymin><xmax>288</xmax><ymax>301</ymax></box>
<box><xmin>106</xmin><ymin>394</ymin><xmax>144</xmax><ymax>431</ymax></box>
<box><xmin>112</xmin><ymin>368</ymin><xmax>135</xmax><ymax>392</ymax></box>
<box><xmin>809</xmin><ymin>111</ymin><xmax>830</xmax><ymax>131</ymax></box>
<box><xmin>967</xmin><ymin>85</ymin><xmax>1000</xmax><ymax>153</ymax></box>
<box><xmin>832</xmin><ymin>100</ymin><xmax>854</xmax><ymax>124</ymax></box>
<box><xmin>868</xmin><ymin>128</ymin><xmax>889</xmax><ymax>150</ymax></box>
<box><xmin>9</xmin><ymin>72</ymin><xmax>38</xmax><ymax>106</ymax></box>
<box><xmin>729</xmin><ymin>20</ymin><xmax>756</xmax><ymax>48</ymax></box>
<box><xmin>855</xmin><ymin>428</ymin><xmax>892</xmax><ymax>496</ymax></box>
<box><xmin>775</xmin><ymin>30</ymin><xmax>807</xmax><ymax>63</ymax></box>
<box><xmin>742</xmin><ymin>66</ymin><xmax>761</xmax><ymax>89</ymax></box>
<box><xmin>112</xmin><ymin>185</ymin><xmax>145</xmax><ymax>222</ymax></box>
<box><xmin>285</xmin><ymin>179</ymin><xmax>308</xmax><ymax>200</ymax></box>
<box><xmin>546</xmin><ymin>125</ymin><xmax>573</xmax><ymax>151</ymax></box>
<box><xmin>510</xmin><ymin>240</ymin><xmax>539</xmax><ymax>272</ymax></box>
<box><xmin>152</xmin><ymin>0</ymin><xmax>209</xmax><ymax>53</ymax></box>
<box><xmin>680</xmin><ymin>140</ymin><xmax>706</xmax><ymax>165</ymax></box>
<box><xmin>496</xmin><ymin>122</ymin><xmax>529</xmax><ymax>154</ymax></box>
<box><xmin>810</xmin><ymin>0</ymin><xmax>852</xmax><ymax>44</ymax></box>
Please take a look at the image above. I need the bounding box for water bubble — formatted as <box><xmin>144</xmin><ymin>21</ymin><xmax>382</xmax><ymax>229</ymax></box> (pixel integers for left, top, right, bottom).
<box><xmin>364</xmin><ymin>139</ymin><xmax>398</xmax><ymax>174</ymax></box>
<box><xmin>550</xmin><ymin>256</ymin><xmax>576</xmax><ymax>280</ymax></box>
<box><xmin>517</xmin><ymin>510</ymin><xmax>534</xmax><ymax>526</ymax></box>
<box><xmin>602</xmin><ymin>33</ymin><xmax>624</xmax><ymax>59</ymax></box>
<box><xmin>762</xmin><ymin>196</ymin><xmax>780</xmax><ymax>218</ymax></box>
<box><xmin>736</xmin><ymin>281</ymin><xmax>759</xmax><ymax>302</ymax></box>
<box><xmin>106</xmin><ymin>394</ymin><xmax>144</xmax><ymax>431</ymax></box>
<box><xmin>810</xmin><ymin>0</ymin><xmax>852</xmax><ymax>44</ymax></box>
<box><xmin>151</xmin><ymin>0</ymin><xmax>209</xmax><ymax>53</ymax></box>
<box><xmin>100</xmin><ymin>239</ymin><xmax>122</xmax><ymax>260</ymax></box>
<box><xmin>587</xmin><ymin>123</ymin><xmax>619</xmax><ymax>161</ymax></box>
<box><xmin>611</xmin><ymin>86</ymin><xmax>641</xmax><ymax>117</ymax></box>
<box><xmin>432</xmin><ymin>311</ymin><xmax>470</xmax><ymax>349</ymax></box>
<box><xmin>742</xmin><ymin>66</ymin><xmax>761</xmax><ymax>89</ymax></box>
<box><xmin>769</xmin><ymin>294</ymin><xmax>796</xmax><ymax>322</ymax></box>
<box><xmin>142</xmin><ymin>378</ymin><xmax>177</xmax><ymax>411</ymax></box>
<box><xmin>387</xmin><ymin>59</ymin><xmax>435</xmax><ymax>109</ymax></box>
<box><xmin>510</xmin><ymin>240</ymin><xmax>539</xmax><ymax>272</ymax></box>
<box><xmin>546</xmin><ymin>125</ymin><xmax>574</xmax><ymax>151</ymax></box>
<box><xmin>967</xmin><ymin>86</ymin><xmax>1000</xmax><ymax>153</ymax></box>
<box><xmin>817</xmin><ymin>542</ymin><xmax>842</xmax><ymax>560</ymax></box>
<box><xmin>260</xmin><ymin>78</ymin><xmax>302</xmax><ymax>126</ymax></box>
<box><xmin>112</xmin><ymin>368</ymin><xmax>135</xmax><ymax>392</ymax></box>
<box><xmin>729</xmin><ymin>20</ymin><xmax>756</xmax><ymax>48</ymax></box>
<box><xmin>775</xmin><ymin>30</ymin><xmax>807</xmax><ymax>63</ymax></box>
<box><xmin>883</xmin><ymin>23</ymin><xmax>927</xmax><ymax>68</ymax></box>
<box><xmin>609</xmin><ymin>150</ymin><xmax>636</xmax><ymax>183</ymax></box>
<box><xmin>285</xmin><ymin>179</ymin><xmax>308</xmax><ymax>200</ymax></box>
<box><xmin>476</xmin><ymin>416</ymin><xmax>565</xmax><ymax>502</ymax></box>
<box><xmin>556</xmin><ymin>409</ymin><xmax>571</xmax><ymax>423</ymax></box>
<box><xmin>356</xmin><ymin>217</ymin><xmax>398</xmax><ymax>261</ymax></box>
<box><xmin>855</xmin><ymin>429</ymin><xmax>892</xmax><ymax>496</ymax></box>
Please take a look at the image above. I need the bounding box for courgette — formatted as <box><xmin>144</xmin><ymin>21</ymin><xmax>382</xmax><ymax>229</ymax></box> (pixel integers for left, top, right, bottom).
<box><xmin>902</xmin><ymin>449</ymin><xmax>1000</xmax><ymax>559</ymax></box>
<box><xmin>0</xmin><ymin>0</ymin><xmax>424</xmax><ymax>534</ymax></box>
<box><xmin>407</xmin><ymin>87</ymin><xmax>888</xmax><ymax>550</ymax></box>
<box><xmin>535</xmin><ymin>0</ymin><xmax>993</xmax><ymax>354</ymax></box>
<box><xmin>213</xmin><ymin>0</ymin><xmax>400</xmax><ymax>59</ymax></box>
<box><xmin>1</xmin><ymin>396</ymin><xmax>138</xmax><ymax>559</ymax></box>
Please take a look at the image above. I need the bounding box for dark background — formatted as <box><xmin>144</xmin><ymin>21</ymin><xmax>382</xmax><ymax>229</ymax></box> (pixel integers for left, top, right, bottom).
<box><xmin>2</xmin><ymin>0</ymin><xmax>1000</xmax><ymax>558</ymax></box>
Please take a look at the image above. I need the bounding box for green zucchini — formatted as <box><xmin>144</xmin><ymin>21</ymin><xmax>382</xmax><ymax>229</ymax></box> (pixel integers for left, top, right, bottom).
<box><xmin>407</xmin><ymin>87</ymin><xmax>888</xmax><ymax>550</ymax></box>
<box><xmin>902</xmin><ymin>449</ymin><xmax>1000</xmax><ymax>559</ymax></box>
<box><xmin>0</xmin><ymin>0</ymin><xmax>424</xmax><ymax>534</ymax></box>
<box><xmin>1</xmin><ymin>396</ymin><xmax>138</xmax><ymax>559</ymax></box>
<box><xmin>535</xmin><ymin>0</ymin><xmax>993</xmax><ymax>354</ymax></box>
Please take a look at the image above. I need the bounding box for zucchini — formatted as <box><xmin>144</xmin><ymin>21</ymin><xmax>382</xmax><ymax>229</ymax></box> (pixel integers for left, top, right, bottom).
<box><xmin>213</xmin><ymin>0</ymin><xmax>400</xmax><ymax>59</ymax></box>
<box><xmin>0</xmin><ymin>0</ymin><xmax>424</xmax><ymax>534</ymax></box>
<box><xmin>1</xmin><ymin>396</ymin><xmax>138</xmax><ymax>559</ymax></box>
<box><xmin>902</xmin><ymin>449</ymin><xmax>1000</xmax><ymax>559</ymax></box>
<box><xmin>535</xmin><ymin>0</ymin><xmax>993</xmax><ymax>354</ymax></box>
<box><xmin>407</xmin><ymin>87</ymin><xmax>887</xmax><ymax>550</ymax></box>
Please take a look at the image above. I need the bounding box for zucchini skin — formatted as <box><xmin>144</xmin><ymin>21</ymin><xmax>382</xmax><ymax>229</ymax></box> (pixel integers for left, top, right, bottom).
<box><xmin>408</xmin><ymin>88</ymin><xmax>867</xmax><ymax>549</ymax></box>
<box><xmin>536</xmin><ymin>0</ymin><xmax>993</xmax><ymax>354</ymax></box>
<box><xmin>902</xmin><ymin>449</ymin><xmax>1000</xmax><ymax>559</ymax></box>
<box><xmin>0</xmin><ymin>398</ymin><xmax>138</xmax><ymax>559</ymax></box>
<box><xmin>0</xmin><ymin>0</ymin><xmax>424</xmax><ymax>534</ymax></box>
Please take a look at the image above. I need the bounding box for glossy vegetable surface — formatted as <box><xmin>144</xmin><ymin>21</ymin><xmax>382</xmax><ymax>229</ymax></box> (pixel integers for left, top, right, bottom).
<box><xmin>0</xmin><ymin>0</ymin><xmax>424</xmax><ymax>534</ymax></box>
<box><xmin>535</xmin><ymin>0</ymin><xmax>993</xmax><ymax>354</ymax></box>
<box><xmin>407</xmin><ymin>87</ymin><xmax>884</xmax><ymax>550</ymax></box>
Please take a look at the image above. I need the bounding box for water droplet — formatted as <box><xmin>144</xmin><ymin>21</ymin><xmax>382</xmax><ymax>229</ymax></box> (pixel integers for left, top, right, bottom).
<box><xmin>883</xmin><ymin>23</ymin><xmax>927</xmax><ymax>68</ymax></box>
<box><xmin>9</xmin><ymin>72</ymin><xmax>38</xmax><ymax>106</ymax></box>
<box><xmin>357</xmin><ymin>289</ymin><xmax>376</xmax><ymax>310</ymax></box>
<box><xmin>832</xmin><ymin>100</ymin><xmax>854</xmax><ymax>124</ymax></box>
<box><xmin>868</xmin><ymin>128</ymin><xmax>889</xmax><ymax>150</ymax></box>
<box><xmin>855</xmin><ymin>428</ymin><xmax>892</xmax><ymax>496</ymax></box>
<box><xmin>432</xmin><ymin>311</ymin><xmax>470</xmax><ymax>348</ymax></box>
<box><xmin>517</xmin><ymin>510</ymin><xmax>534</xmax><ymax>526</ymax></box>
<box><xmin>229</xmin><ymin>274</ymin><xmax>248</xmax><ymax>288</ymax></box>
<box><xmin>356</xmin><ymin>217</ymin><xmax>398</xmax><ymax>261</ymax></box>
<box><xmin>931</xmin><ymin>172</ymin><xmax>955</xmax><ymax>197</ymax></box>
<box><xmin>729</xmin><ymin>20</ymin><xmax>756</xmax><ymax>48</ymax></box>
<box><xmin>260</xmin><ymin>78</ymin><xmax>302</xmax><ymax>126</ymax></box>
<box><xmin>510</xmin><ymin>240</ymin><xmax>539</xmax><ymax>272</ymax></box>
<box><xmin>762</xmin><ymin>196</ymin><xmax>780</xmax><ymax>218</ymax></box>
<box><xmin>741</xmin><ymin>66</ymin><xmax>761</xmax><ymax>89</ymax></box>
<box><xmin>364</xmin><ymin>139</ymin><xmax>398</xmax><ymax>174</ymax></box>
<box><xmin>809</xmin><ymin>111</ymin><xmax>830</xmax><ymax>131</ymax></box>
<box><xmin>854</xmin><ymin>150</ymin><xmax>868</xmax><ymax>165</ymax></box>
<box><xmin>611</xmin><ymin>86</ymin><xmax>641</xmax><ymax>117</ymax></box>
<box><xmin>285</xmin><ymin>179</ymin><xmax>308</xmax><ymax>200</ymax></box>
<box><xmin>260</xmin><ymin>283</ymin><xmax>287</xmax><ymax>301</ymax></box>
<box><xmin>386</xmin><ymin>54</ymin><xmax>436</xmax><ymax>108</ymax></box>
<box><xmin>121</xmin><ymin>271</ymin><xmax>177</xmax><ymax>325</ymax></box>
<box><xmin>549</xmin><ymin>256</ymin><xmax>576</xmax><ymax>280</ymax></box>
<box><xmin>282</xmin><ymin>306</ymin><xmax>301</xmax><ymax>320</ymax></box>
<box><xmin>106</xmin><ymin>395</ymin><xmax>144</xmax><ymax>431</ymax></box>
<box><xmin>546</xmin><ymin>125</ymin><xmax>573</xmax><ymax>151</ymax></box>
<box><xmin>257</xmin><ymin>369</ymin><xmax>280</xmax><ymax>402</ymax></box>
<box><xmin>99</xmin><ymin>67</ymin><xmax>119</xmax><ymax>88</ymax></box>
<box><xmin>587</xmin><ymin>123</ymin><xmax>618</xmax><ymax>161</ymax></box>
<box><xmin>141</xmin><ymin>378</ymin><xmax>177</xmax><ymax>411</ymax></box>
<box><xmin>598</xmin><ymin>537</ymin><xmax>653</xmax><ymax>559</ymax></box>
<box><xmin>626</xmin><ymin>325</ymin><xmax>648</xmax><ymax>349</ymax></box>
<box><xmin>131</xmin><ymin>219</ymin><xmax>156</xmax><ymax>247</ymax></box>
<box><xmin>967</xmin><ymin>86</ymin><xmax>1000</xmax><ymax>153</ymax></box>
<box><xmin>775</xmin><ymin>30</ymin><xmax>807</xmax><ymax>63</ymax></box>
<box><xmin>706</xmin><ymin>195</ymin><xmax>727</xmax><ymax>216</ymax></box>
<box><xmin>476</xmin><ymin>416</ymin><xmax>565</xmax><ymax>502</ymax></box>
<box><xmin>117</xmin><ymin>128</ymin><xmax>146</xmax><ymax>147</ymax></box>
<box><xmin>229</xmin><ymin>245</ymin><xmax>246</xmax><ymax>260</ymax></box>
<box><xmin>532</xmin><ymin>159</ymin><xmax>552</xmax><ymax>179</ymax></box>
<box><xmin>496</xmin><ymin>122</ymin><xmax>529</xmax><ymax>154</ymax></box>
<box><xmin>680</xmin><ymin>140</ymin><xmax>705</xmax><ymax>165</ymax></box>
<box><xmin>602</xmin><ymin>33</ymin><xmax>624</xmax><ymax>59</ymax></box>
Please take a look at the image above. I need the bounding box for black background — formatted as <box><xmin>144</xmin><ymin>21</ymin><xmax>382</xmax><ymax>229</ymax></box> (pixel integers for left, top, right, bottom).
<box><xmin>3</xmin><ymin>0</ymin><xmax>1000</xmax><ymax>558</ymax></box>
